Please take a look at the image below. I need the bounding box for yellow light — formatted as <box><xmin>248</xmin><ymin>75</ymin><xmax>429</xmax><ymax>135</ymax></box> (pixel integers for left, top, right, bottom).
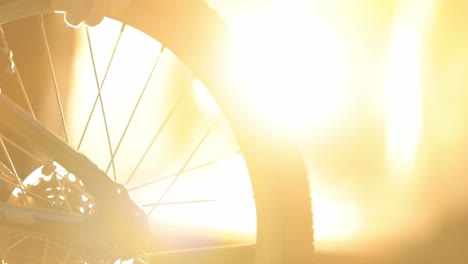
<box><xmin>231</xmin><ymin>7</ymin><xmax>348</xmax><ymax>138</ymax></box>
<box><xmin>192</xmin><ymin>79</ymin><xmax>220</xmax><ymax>115</ymax></box>
<box><xmin>384</xmin><ymin>0</ymin><xmax>435</xmax><ymax>179</ymax></box>
<box><xmin>145</xmin><ymin>154</ymin><xmax>255</xmax><ymax>240</ymax></box>
<box><xmin>70</xmin><ymin>19</ymin><xmax>255</xmax><ymax>241</ymax></box>
<box><xmin>68</xmin><ymin>4</ymin><xmax>358</xmax><ymax>248</ymax></box>
<box><xmin>313</xmin><ymin>197</ymin><xmax>361</xmax><ymax>247</ymax></box>
<box><xmin>308</xmin><ymin>169</ymin><xmax>361</xmax><ymax>249</ymax></box>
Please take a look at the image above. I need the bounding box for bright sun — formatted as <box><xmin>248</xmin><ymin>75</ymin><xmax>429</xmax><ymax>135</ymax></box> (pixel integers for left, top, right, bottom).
<box><xmin>70</xmin><ymin>3</ymin><xmax>358</xmax><ymax>246</ymax></box>
<box><xmin>230</xmin><ymin>7</ymin><xmax>348</xmax><ymax>138</ymax></box>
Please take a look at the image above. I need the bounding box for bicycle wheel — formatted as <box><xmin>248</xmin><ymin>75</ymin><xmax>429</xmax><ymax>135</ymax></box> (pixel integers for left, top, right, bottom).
<box><xmin>0</xmin><ymin>0</ymin><xmax>314</xmax><ymax>263</ymax></box>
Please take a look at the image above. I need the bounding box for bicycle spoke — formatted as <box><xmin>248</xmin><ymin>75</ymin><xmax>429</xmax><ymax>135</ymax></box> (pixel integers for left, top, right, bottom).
<box><xmin>104</xmin><ymin>46</ymin><xmax>166</xmax><ymax>175</ymax></box>
<box><xmin>42</xmin><ymin>237</ymin><xmax>48</xmax><ymax>264</ymax></box>
<box><xmin>31</xmin><ymin>236</ymin><xmax>81</xmax><ymax>254</ymax></box>
<box><xmin>55</xmin><ymin>173</ymin><xmax>74</xmax><ymax>213</ymax></box>
<box><xmin>0</xmin><ymin>162</ymin><xmax>20</xmax><ymax>187</ymax></box>
<box><xmin>0</xmin><ymin>137</ymin><xmax>22</xmax><ymax>182</ymax></box>
<box><xmin>0</xmin><ymin>137</ymin><xmax>28</xmax><ymax>205</ymax></box>
<box><xmin>0</xmin><ymin>27</ymin><xmax>36</xmax><ymax>119</ymax></box>
<box><xmin>146</xmin><ymin>114</ymin><xmax>223</xmax><ymax>216</ymax></box>
<box><xmin>128</xmin><ymin>150</ymin><xmax>240</xmax><ymax>192</ymax></box>
<box><xmin>1</xmin><ymin>135</ymin><xmax>47</xmax><ymax>166</ymax></box>
<box><xmin>137</xmin><ymin>254</ymin><xmax>151</xmax><ymax>264</ymax></box>
<box><xmin>0</xmin><ymin>9</ymin><xmax>261</xmax><ymax>262</ymax></box>
<box><xmin>39</xmin><ymin>15</ymin><xmax>69</xmax><ymax>143</ymax></box>
<box><xmin>140</xmin><ymin>196</ymin><xmax>253</xmax><ymax>207</ymax></box>
<box><xmin>1</xmin><ymin>135</ymin><xmax>94</xmax><ymax>211</ymax></box>
<box><xmin>0</xmin><ymin>136</ymin><xmax>71</xmax><ymax>210</ymax></box>
<box><xmin>85</xmin><ymin>26</ymin><xmax>116</xmax><ymax>179</ymax></box>
<box><xmin>0</xmin><ymin>234</ymin><xmax>28</xmax><ymax>254</ymax></box>
<box><xmin>76</xmin><ymin>23</ymin><xmax>126</xmax><ymax>151</ymax></box>
<box><xmin>60</xmin><ymin>242</ymin><xmax>73</xmax><ymax>264</ymax></box>
<box><xmin>125</xmin><ymin>84</ymin><xmax>192</xmax><ymax>185</ymax></box>
<box><xmin>0</xmin><ymin>136</ymin><xmax>80</xmax><ymax>202</ymax></box>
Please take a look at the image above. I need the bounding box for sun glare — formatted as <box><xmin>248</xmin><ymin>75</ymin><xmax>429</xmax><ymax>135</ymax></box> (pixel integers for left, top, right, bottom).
<box><xmin>193</xmin><ymin>79</ymin><xmax>220</xmax><ymax>114</ymax></box>
<box><xmin>68</xmin><ymin>0</ymin><xmax>438</xmax><ymax>252</ymax></box>
<box><xmin>231</xmin><ymin>7</ymin><xmax>348</xmax><ymax>138</ymax></box>
<box><xmin>384</xmin><ymin>0</ymin><xmax>435</xmax><ymax>180</ymax></box>
<box><xmin>70</xmin><ymin>18</ymin><xmax>256</xmax><ymax>243</ymax></box>
<box><xmin>227</xmin><ymin>3</ymin><xmax>364</xmax><ymax>246</ymax></box>
<box><xmin>311</xmin><ymin>179</ymin><xmax>362</xmax><ymax>246</ymax></box>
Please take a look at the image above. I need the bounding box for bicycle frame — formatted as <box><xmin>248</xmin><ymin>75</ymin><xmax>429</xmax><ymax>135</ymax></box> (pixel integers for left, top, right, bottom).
<box><xmin>0</xmin><ymin>203</ymin><xmax>83</xmax><ymax>236</ymax></box>
<box><xmin>1</xmin><ymin>159</ymin><xmax>83</xmax><ymax>237</ymax></box>
<box><xmin>0</xmin><ymin>92</ymin><xmax>148</xmax><ymax>258</ymax></box>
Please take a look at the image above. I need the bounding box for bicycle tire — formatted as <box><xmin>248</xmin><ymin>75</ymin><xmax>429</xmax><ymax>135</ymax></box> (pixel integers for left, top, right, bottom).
<box><xmin>0</xmin><ymin>0</ymin><xmax>314</xmax><ymax>263</ymax></box>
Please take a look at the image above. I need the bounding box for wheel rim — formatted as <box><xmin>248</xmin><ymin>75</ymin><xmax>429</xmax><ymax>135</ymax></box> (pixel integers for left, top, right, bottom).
<box><xmin>0</xmin><ymin>11</ymin><xmax>255</xmax><ymax>264</ymax></box>
<box><xmin>0</xmin><ymin>1</ymin><xmax>315</xmax><ymax>263</ymax></box>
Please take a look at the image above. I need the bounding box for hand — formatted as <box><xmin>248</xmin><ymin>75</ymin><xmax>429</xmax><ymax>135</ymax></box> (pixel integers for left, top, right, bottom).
<box><xmin>58</xmin><ymin>0</ymin><xmax>131</xmax><ymax>27</ymax></box>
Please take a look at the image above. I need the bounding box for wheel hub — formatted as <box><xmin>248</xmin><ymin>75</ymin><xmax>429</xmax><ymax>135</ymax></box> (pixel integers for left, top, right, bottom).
<box><xmin>2</xmin><ymin>161</ymin><xmax>148</xmax><ymax>263</ymax></box>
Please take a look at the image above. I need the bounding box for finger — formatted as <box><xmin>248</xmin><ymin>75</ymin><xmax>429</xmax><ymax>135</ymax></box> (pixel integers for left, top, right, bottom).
<box><xmin>64</xmin><ymin>0</ymin><xmax>93</xmax><ymax>27</ymax></box>
<box><xmin>85</xmin><ymin>0</ymin><xmax>109</xmax><ymax>27</ymax></box>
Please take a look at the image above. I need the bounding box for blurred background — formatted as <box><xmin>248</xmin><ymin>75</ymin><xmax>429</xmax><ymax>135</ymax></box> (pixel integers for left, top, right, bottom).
<box><xmin>2</xmin><ymin>0</ymin><xmax>468</xmax><ymax>263</ymax></box>
<box><xmin>207</xmin><ymin>0</ymin><xmax>468</xmax><ymax>262</ymax></box>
